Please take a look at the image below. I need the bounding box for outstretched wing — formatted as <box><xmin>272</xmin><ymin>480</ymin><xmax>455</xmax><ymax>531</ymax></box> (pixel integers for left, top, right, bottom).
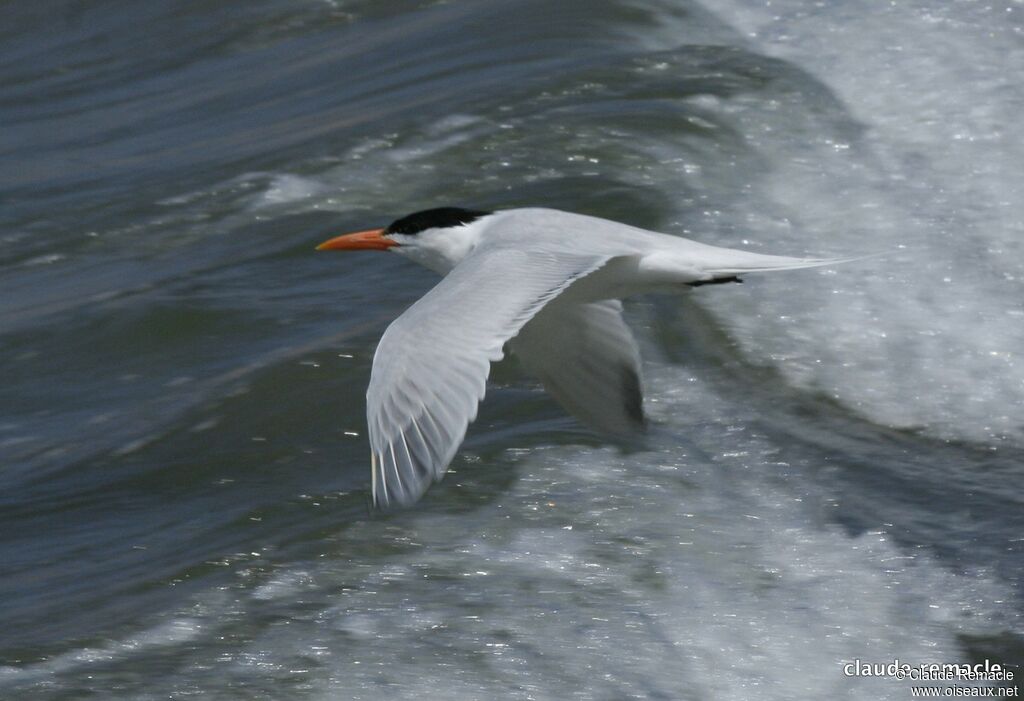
<box><xmin>367</xmin><ymin>246</ymin><xmax>611</xmax><ymax>506</ymax></box>
<box><xmin>511</xmin><ymin>298</ymin><xmax>645</xmax><ymax>435</ymax></box>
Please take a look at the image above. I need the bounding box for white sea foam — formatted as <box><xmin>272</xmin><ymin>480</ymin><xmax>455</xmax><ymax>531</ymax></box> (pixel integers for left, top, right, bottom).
<box><xmin>290</xmin><ymin>367</ymin><xmax>1012</xmax><ymax>699</ymax></box>
<box><xmin>256</xmin><ymin>173</ymin><xmax>329</xmax><ymax>207</ymax></box>
<box><xmin>0</xmin><ymin>619</ymin><xmax>203</xmax><ymax>687</ymax></box>
<box><xmin>678</xmin><ymin>0</ymin><xmax>1024</xmax><ymax>443</ymax></box>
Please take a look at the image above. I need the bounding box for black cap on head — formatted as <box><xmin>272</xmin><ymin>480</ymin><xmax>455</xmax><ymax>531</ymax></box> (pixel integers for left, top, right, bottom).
<box><xmin>386</xmin><ymin>207</ymin><xmax>491</xmax><ymax>235</ymax></box>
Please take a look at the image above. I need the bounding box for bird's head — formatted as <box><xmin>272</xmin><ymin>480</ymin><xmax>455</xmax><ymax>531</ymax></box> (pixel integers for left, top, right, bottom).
<box><xmin>317</xmin><ymin>207</ymin><xmax>492</xmax><ymax>274</ymax></box>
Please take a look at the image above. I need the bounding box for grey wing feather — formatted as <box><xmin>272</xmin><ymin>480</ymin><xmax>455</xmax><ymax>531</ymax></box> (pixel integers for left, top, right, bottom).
<box><xmin>367</xmin><ymin>246</ymin><xmax>612</xmax><ymax>506</ymax></box>
<box><xmin>511</xmin><ymin>298</ymin><xmax>645</xmax><ymax>435</ymax></box>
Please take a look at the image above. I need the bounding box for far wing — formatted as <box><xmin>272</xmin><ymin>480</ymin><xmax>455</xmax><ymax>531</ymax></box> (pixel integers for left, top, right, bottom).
<box><xmin>511</xmin><ymin>299</ymin><xmax>645</xmax><ymax>435</ymax></box>
<box><xmin>367</xmin><ymin>247</ymin><xmax>611</xmax><ymax>506</ymax></box>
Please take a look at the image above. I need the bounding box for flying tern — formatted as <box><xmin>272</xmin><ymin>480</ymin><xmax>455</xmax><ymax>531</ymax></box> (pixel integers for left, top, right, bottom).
<box><xmin>317</xmin><ymin>207</ymin><xmax>850</xmax><ymax>507</ymax></box>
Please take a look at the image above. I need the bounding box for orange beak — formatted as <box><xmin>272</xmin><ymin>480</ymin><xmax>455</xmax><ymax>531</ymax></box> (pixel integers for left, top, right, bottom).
<box><xmin>316</xmin><ymin>228</ymin><xmax>397</xmax><ymax>251</ymax></box>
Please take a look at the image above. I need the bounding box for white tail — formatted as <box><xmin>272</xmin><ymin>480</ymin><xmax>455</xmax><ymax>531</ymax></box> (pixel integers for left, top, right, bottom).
<box><xmin>700</xmin><ymin>250</ymin><xmax>884</xmax><ymax>277</ymax></box>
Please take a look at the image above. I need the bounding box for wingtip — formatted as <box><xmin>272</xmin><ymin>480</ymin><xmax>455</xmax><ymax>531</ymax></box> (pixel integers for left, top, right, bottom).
<box><xmin>370</xmin><ymin>451</ymin><xmax>384</xmax><ymax>509</ymax></box>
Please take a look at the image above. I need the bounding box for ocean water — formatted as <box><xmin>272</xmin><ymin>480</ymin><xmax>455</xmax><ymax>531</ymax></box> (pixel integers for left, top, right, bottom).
<box><xmin>2</xmin><ymin>0</ymin><xmax>1022</xmax><ymax>698</ymax></box>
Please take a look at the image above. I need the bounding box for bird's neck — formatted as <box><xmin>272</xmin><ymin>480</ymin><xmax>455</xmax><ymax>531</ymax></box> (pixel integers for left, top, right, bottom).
<box><xmin>397</xmin><ymin>218</ymin><xmax>490</xmax><ymax>274</ymax></box>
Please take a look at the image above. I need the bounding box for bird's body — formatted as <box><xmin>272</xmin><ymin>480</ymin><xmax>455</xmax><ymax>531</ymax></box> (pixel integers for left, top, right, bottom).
<box><xmin>317</xmin><ymin>207</ymin><xmax>852</xmax><ymax>506</ymax></box>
